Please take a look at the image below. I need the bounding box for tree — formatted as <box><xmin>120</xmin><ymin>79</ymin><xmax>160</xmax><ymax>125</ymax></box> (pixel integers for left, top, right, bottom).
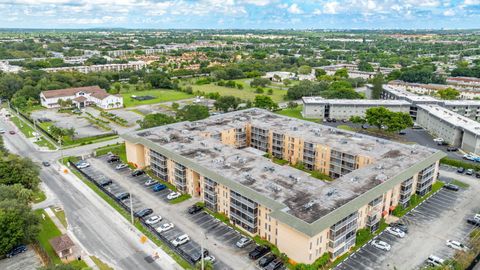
<box><xmin>0</xmin><ymin>154</ymin><xmax>40</xmax><ymax>190</ymax></box>
<box><xmin>315</xmin><ymin>69</ymin><xmax>326</xmax><ymax>79</ymax></box>
<box><xmin>177</xmin><ymin>105</ymin><xmax>209</xmax><ymax>121</ymax></box>
<box><xmin>254</xmin><ymin>95</ymin><xmax>278</xmax><ymax>110</ymax></box>
<box><xmin>0</xmin><ymin>74</ymin><xmax>23</xmax><ymax>99</ymax></box>
<box><xmin>358</xmin><ymin>60</ymin><xmax>374</xmax><ymax>72</ymax></box>
<box><xmin>298</xmin><ymin>65</ymin><xmax>312</xmax><ymax>75</ymax></box>
<box><xmin>365</xmin><ymin>107</ymin><xmax>413</xmax><ymax>133</ymax></box>
<box><xmin>334</xmin><ymin>68</ymin><xmax>349</xmax><ymax>78</ymax></box>
<box><xmin>437</xmin><ymin>88</ymin><xmax>460</xmax><ymax>100</ymax></box>
<box><xmin>286</xmin><ymin>80</ymin><xmax>329</xmax><ymax>100</ymax></box>
<box><xmin>350</xmin><ymin>116</ymin><xmax>366</xmax><ymax>124</ymax></box>
<box><xmin>371</xmin><ymin>73</ymin><xmax>384</xmax><ymax>99</ymax></box>
<box><xmin>250</xmin><ymin>78</ymin><xmax>271</xmax><ymax>88</ymax></box>
<box><xmin>145</xmin><ymin>72</ymin><xmax>175</xmax><ymax>89</ymax></box>
<box><xmin>138</xmin><ymin>113</ymin><xmax>177</xmax><ymax>129</ymax></box>
<box><xmin>214</xmin><ymin>96</ymin><xmax>240</xmax><ymax>112</ymax></box>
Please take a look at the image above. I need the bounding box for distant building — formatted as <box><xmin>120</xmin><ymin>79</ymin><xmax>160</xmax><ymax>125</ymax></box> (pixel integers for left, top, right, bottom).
<box><xmin>263</xmin><ymin>71</ymin><xmax>295</xmax><ymax>82</ymax></box>
<box><xmin>0</xmin><ymin>61</ymin><xmax>22</xmax><ymax>73</ymax></box>
<box><xmin>447</xmin><ymin>76</ymin><xmax>480</xmax><ymax>88</ymax></box>
<box><xmin>41</xmin><ymin>61</ymin><xmax>146</xmax><ymax>74</ymax></box>
<box><xmin>40</xmin><ymin>86</ymin><xmax>123</xmax><ymax>109</ymax></box>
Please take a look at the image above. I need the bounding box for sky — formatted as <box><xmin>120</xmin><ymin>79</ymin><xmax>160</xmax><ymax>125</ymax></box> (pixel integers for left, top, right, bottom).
<box><xmin>0</xmin><ymin>0</ymin><xmax>479</xmax><ymax>29</ymax></box>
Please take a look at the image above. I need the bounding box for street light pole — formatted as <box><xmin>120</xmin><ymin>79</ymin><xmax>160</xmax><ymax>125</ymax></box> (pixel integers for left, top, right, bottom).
<box><xmin>130</xmin><ymin>191</ymin><xmax>134</xmax><ymax>224</ymax></box>
<box><xmin>201</xmin><ymin>232</ymin><xmax>208</xmax><ymax>270</ymax></box>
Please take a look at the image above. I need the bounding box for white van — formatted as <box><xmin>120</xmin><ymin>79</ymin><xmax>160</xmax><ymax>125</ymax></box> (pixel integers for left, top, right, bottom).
<box><xmin>427</xmin><ymin>255</ymin><xmax>445</xmax><ymax>266</ymax></box>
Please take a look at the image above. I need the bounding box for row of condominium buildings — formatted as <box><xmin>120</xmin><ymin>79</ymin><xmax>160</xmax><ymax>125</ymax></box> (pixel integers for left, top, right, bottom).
<box><xmin>302</xmin><ymin>84</ymin><xmax>480</xmax><ymax>154</ymax></box>
<box><xmin>123</xmin><ymin>109</ymin><xmax>444</xmax><ymax>264</ymax></box>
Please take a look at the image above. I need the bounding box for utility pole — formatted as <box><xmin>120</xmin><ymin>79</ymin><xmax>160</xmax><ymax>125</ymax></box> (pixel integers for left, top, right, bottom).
<box><xmin>130</xmin><ymin>190</ymin><xmax>134</xmax><ymax>224</ymax></box>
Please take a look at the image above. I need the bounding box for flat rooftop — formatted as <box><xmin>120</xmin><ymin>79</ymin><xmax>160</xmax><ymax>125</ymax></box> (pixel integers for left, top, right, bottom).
<box><xmin>383</xmin><ymin>85</ymin><xmax>441</xmax><ymax>103</ymax></box>
<box><xmin>123</xmin><ymin>109</ymin><xmax>442</xmax><ymax>234</ymax></box>
<box><xmin>302</xmin><ymin>97</ymin><xmax>410</xmax><ymax>106</ymax></box>
<box><xmin>418</xmin><ymin>104</ymin><xmax>480</xmax><ymax>135</ymax></box>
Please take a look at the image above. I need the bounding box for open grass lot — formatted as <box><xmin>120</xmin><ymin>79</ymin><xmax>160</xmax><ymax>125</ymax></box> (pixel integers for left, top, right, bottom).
<box><xmin>90</xmin><ymin>256</ymin><xmax>113</xmax><ymax>270</ymax></box>
<box><xmin>10</xmin><ymin>116</ymin><xmax>35</xmax><ymax>137</ymax></box>
<box><xmin>35</xmin><ymin>209</ymin><xmax>62</xmax><ymax>264</ymax></box>
<box><xmin>121</xmin><ymin>89</ymin><xmax>193</xmax><ymax>107</ymax></box>
<box><xmin>275</xmin><ymin>106</ymin><xmax>322</xmax><ymax>123</ymax></box>
<box><xmin>32</xmin><ymin>190</ymin><xmax>46</xmax><ymax>203</ymax></box>
<box><xmin>95</xmin><ymin>143</ymin><xmax>127</xmax><ymax>162</ymax></box>
<box><xmin>181</xmin><ymin>78</ymin><xmax>288</xmax><ymax>102</ymax></box>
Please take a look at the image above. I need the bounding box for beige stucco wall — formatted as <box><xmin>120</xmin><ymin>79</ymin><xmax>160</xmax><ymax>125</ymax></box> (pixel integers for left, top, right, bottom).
<box><xmin>125</xmin><ymin>141</ymin><xmax>146</xmax><ymax>168</ymax></box>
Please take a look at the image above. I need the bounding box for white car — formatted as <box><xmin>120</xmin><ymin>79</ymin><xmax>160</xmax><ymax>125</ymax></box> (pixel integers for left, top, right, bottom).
<box><xmin>235</xmin><ymin>237</ymin><xmax>252</xmax><ymax>248</ymax></box>
<box><xmin>446</xmin><ymin>240</ymin><xmax>468</xmax><ymax>251</ymax></box>
<box><xmin>145</xmin><ymin>215</ymin><xmax>162</xmax><ymax>225</ymax></box>
<box><xmin>386</xmin><ymin>227</ymin><xmax>405</xmax><ymax>238</ymax></box>
<box><xmin>0</xmin><ymin>129</ymin><xmax>5</xmax><ymax>134</ymax></box>
<box><xmin>464</xmin><ymin>154</ymin><xmax>475</xmax><ymax>161</ymax></box>
<box><xmin>474</xmin><ymin>213</ymin><xmax>480</xmax><ymax>221</ymax></box>
<box><xmin>204</xmin><ymin>255</ymin><xmax>216</xmax><ymax>263</ymax></box>
<box><xmin>115</xmin><ymin>163</ymin><xmax>128</xmax><ymax>170</ymax></box>
<box><xmin>167</xmin><ymin>192</ymin><xmax>181</xmax><ymax>200</ymax></box>
<box><xmin>144</xmin><ymin>179</ymin><xmax>156</xmax><ymax>187</ymax></box>
<box><xmin>156</xmin><ymin>223</ymin><xmax>174</xmax><ymax>233</ymax></box>
<box><xmin>433</xmin><ymin>138</ymin><xmax>444</xmax><ymax>142</ymax></box>
<box><xmin>371</xmin><ymin>240</ymin><xmax>391</xmax><ymax>251</ymax></box>
<box><xmin>76</xmin><ymin>162</ymin><xmax>90</xmax><ymax>169</ymax></box>
<box><xmin>171</xmin><ymin>234</ymin><xmax>189</xmax><ymax>247</ymax></box>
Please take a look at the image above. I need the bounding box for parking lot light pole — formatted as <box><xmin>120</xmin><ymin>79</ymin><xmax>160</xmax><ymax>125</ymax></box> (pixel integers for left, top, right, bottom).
<box><xmin>130</xmin><ymin>192</ymin><xmax>134</xmax><ymax>224</ymax></box>
<box><xmin>201</xmin><ymin>232</ymin><xmax>208</xmax><ymax>270</ymax></box>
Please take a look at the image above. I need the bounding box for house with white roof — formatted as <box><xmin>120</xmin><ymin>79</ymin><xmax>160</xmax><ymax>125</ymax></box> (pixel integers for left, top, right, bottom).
<box><xmin>40</xmin><ymin>86</ymin><xmax>123</xmax><ymax>109</ymax></box>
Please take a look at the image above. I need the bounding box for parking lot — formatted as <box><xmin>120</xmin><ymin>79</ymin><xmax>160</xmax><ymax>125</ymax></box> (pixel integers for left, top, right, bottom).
<box><xmin>76</xmin><ymin>156</ymin><xmax>267</xmax><ymax>270</ymax></box>
<box><xmin>335</xmin><ymin>174</ymin><xmax>480</xmax><ymax>270</ymax></box>
<box><xmin>0</xmin><ymin>248</ymin><xmax>41</xmax><ymax>270</ymax></box>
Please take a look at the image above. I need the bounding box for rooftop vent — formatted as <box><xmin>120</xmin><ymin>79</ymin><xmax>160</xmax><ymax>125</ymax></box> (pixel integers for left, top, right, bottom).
<box><xmin>303</xmin><ymin>201</ymin><xmax>315</xmax><ymax>210</ymax></box>
<box><xmin>326</xmin><ymin>189</ymin><xmax>337</xmax><ymax>197</ymax></box>
<box><xmin>200</xmin><ymin>142</ymin><xmax>207</xmax><ymax>147</ymax></box>
<box><xmin>181</xmin><ymin>130</ymin><xmax>189</xmax><ymax>134</ymax></box>
<box><xmin>213</xmin><ymin>146</ymin><xmax>221</xmax><ymax>152</ymax></box>
<box><xmin>375</xmin><ymin>164</ymin><xmax>383</xmax><ymax>170</ymax></box>
<box><xmin>350</xmin><ymin>176</ymin><xmax>359</xmax><ymax>182</ymax></box>
<box><xmin>264</xmin><ymin>166</ymin><xmax>275</xmax><ymax>172</ymax></box>
<box><xmin>375</xmin><ymin>174</ymin><xmax>388</xmax><ymax>182</ymax></box>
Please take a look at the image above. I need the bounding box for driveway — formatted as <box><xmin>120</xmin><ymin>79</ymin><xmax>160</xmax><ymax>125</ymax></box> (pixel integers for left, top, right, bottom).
<box><xmin>335</xmin><ymin>170</ymin><xmax>480</xmax><ymax>270</ymax></box>
<box><xmin>81</xmin><ymin>156</ymin><xmax>256</xmax><ymax>270</ymax></box>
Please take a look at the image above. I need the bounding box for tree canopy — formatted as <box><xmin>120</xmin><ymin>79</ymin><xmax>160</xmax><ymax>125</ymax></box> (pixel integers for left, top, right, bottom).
<box><xmin>138</xmin><ymin>113</ymin><xmax>177</xmax><ymax>129</ymax></box>
<box><xmin>177</xmin><ymin>105</ymin><xmax>210</xmax><ymax>121</ymax></box>
<box><xmin>214</xmin><ymin>96</ymin><xmax>242</xmax><ymax>112</ymax></box>
<box><xmin>365</xmin><ymin>107</ymin><xmax>413</xmax><ymax>133</ymax></box>
<box><xmin>437</xmin><ymin>87</ymin><xmax>460</xmax><ymax>100</ymax></box>
<box><xmin>254</xmin><ymin>95</ymin><xmax>278</xmax><ymax>110</ymax></box>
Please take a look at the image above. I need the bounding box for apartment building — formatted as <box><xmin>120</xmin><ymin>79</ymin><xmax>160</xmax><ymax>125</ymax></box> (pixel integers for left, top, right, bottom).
<box><xmin>417</xmin><ymin>105</ymin><xmax>480</xmax><ymax>154</ymax></box>
<box><xmin>380</xmin><ymin>84</ymin><xmax>480</xmax><ymax>121</ymax></box>
<box><xmin>302</xmin><ymin>97</ymin><xmax>410</xmax><ymax>119</ymax></box>
<box><xmin>122</xmin><ymin>109</ymin><xmax>444</xmax><ymax>264</ymax></box>
<box><xmin>389</xmin><ymin>80</ymin><xmax>480</xmax><ymax>99</ymax></box>
<box><xmin>41</xmin><ymin>61</ymin><xmax>146</xmax><ymax>73</ymax></box>
<box><xmin>447</xmin><ymin>76</ymin><xmax>480</xmax><ymax>88</ymax></box>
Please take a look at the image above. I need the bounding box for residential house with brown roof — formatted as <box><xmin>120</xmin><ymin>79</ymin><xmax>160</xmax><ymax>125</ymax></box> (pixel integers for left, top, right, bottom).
<box><xmin>40</xmin><ymin>86</ymin><xmax>123</xmax><ymax>109</ymax></box>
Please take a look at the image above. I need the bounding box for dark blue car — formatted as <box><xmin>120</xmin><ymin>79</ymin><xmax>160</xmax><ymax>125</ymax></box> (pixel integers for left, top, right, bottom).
<box><xmin>152</xmin><ymin>183</ymin><xmax>167</xmax><ymax>192</ymax></box>
<box><xmin>6</xmin><ymin>245</ymin><xmax>27</xmax><ymax>258</ymax></box>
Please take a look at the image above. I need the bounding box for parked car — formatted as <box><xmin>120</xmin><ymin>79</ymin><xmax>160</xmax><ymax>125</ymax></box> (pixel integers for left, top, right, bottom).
<box><xmin>76</xmin><ymin>162</ymin><xmax>90</xmax><ymax>169</ymax></box>
<box><xmin>464</xmin><ymin>154</ymin><xmax>475</xmax><ymax>161</ymax></box>
<box><xmin>412</xmin><ymin>124</ymin><xmax>422</xmax><ymax>129</ymax></box>
<box><xmin>386</xmin><ymin>226</ymin><xmax>405</xmax><ymax>238</ymax></box>
<box><xmin>433</xmin><ymin>138</ymin><xmax>444</xmax><ymax>142</ymax></box>
<box><xmin>6</xmin><ymin>245</ymin><xmax>27</xmax><ymax>258</ymax></box>
<box><xmin>426</xmin><ymin>255</ymin><xmax>445</xmax><ymax>267</ymax></box>
<box><xmin>156</xmin><ymin>223</ymin><xmax>174</xmax><ymax>233</ymax></box>
<box><xmin>144</xmin><ymin>179</ymin><xmax>156</xmax><ymax>187</ymax></box>
<box><xmin>204</xmin><ymin>255</ymin><xmax>216</xmax><ymax>263</ymax></box>
<box><xmin>115</xmin><ymin>163</ymin><xmax>128</xmax><ymax>170</ymax></box>
<box><xmin>474</xmin><ymin>214</ymin><xmax>480</xmax><ymax>221</ymax></box>
<box><xmin>398</xmin><ymin>130</ymin><xmax>406</xmax><ymax>135</ymax></box>
<box><xmin>391</xmin><ymin>222</ymin><xmax>408</xmax><ymax>233</ymax></box>
<box><xmin>437</xmin><ymin>141</ymin><xmax>448</xmax><ymax>146</ymax></box>
<box><xmin>191</xmin><ymin>249</ymin><xmax>209</xmax><ymax>262</ymax></box>
<box><xmin>467</xmin><ymin>217</ymin><xmax>480</xmax><ymax>226</ymax></box>
<box><xmin>167</xmin><ymin>191</ymin><xmax>181</xmax><ymax>200</ymax></box>
<box><xmin>265</xmin><ymin>258</ymin><xmax>283</xmax><ymax>270</ymax></box>
<box><xmin>248</xmin><ymin>245</ymin><xmax>270</xmax><ymax>260</ymax></box>
<box><xmin>371</xmin><ymin>240</ymin><xmax>391</xmax><ymax>251</ymax></box>
<box><xmin>134</xmin><ymin>208</ymin><xmax>153</xmax><ymax>218</ymax></box>
<box><xmin>107</xmin><ymin>156</ymin><xmax>120</xmax><ymax>163</ymax></box>
<box><xmin>99</xmin><ymin>178</ymin><xmax>113</xmax><ymax>187</ymax></box>
<box><xmin>131</xmin><ymin>169</ymin><xmax>145</xmax><ymax>177</ymax></box>
<box><xmin>171</xmin><ymin>234</ymin><xmax>190</xmax><ymax>247</ymax></box>
<box><xmin>9</xmin><ymin>130</ymin><xmax>15</xmax><ymax>135</ymax></box>
<box><xmin>188</xmin><ymin>204</ymin><xmax>203</xmax><ymax>214</ymax></box>
<box><xmin>42</xmin><ymin>161</ymin><xmax>50</xmax><ymax>167</ymax></box>
<box><xmin>361</xmin><ymin>124</ymin><xmax>369</xmax><ymax>129</ymax></box>
<box><xmin>446</xmin><ymin>240</ymin><xmax>468</xmax><ymax>251</ymax></box>
<box><xmin>258</xmin><ymin>254</ymin><xmax>276</xmax><ymax>267</ymax></box>
<box><xmin>152</xmin><ymin>183</ymin><xmax>167</xmax><ymax>192</ymax></box>
<box><xmin>457</xmin><ymin>167</ymin><xmax>465</xmax><ymax>173</ymax></box>
<box><xmin>0</xmin><ymin>129</ymin><xmax>5</xmax><ymax>134</ymax></box>
<box><xmin>145</xmin><ymin>215</ymin><xmax>162</xmax><ymax>225</ymax></box>
<box><xmin>476</xmin><ymin>172</ymin><xmax>480</xmax><ymax>178</ymax></box>
<box><xmin>446</xmin><ymin>147</ymin><xmax>458</xmax><ymax>152</ymax></box>
<box><xmin>443</xmin><ymin>183</ymin><xmax>459</xmax><ymax>191</ymax></box>
<box><xmin>236</xmin><ymin>237</ymin><xmax>252</xmax><ymax>248</ymax></box>
<box><xmin>466</xmin><ymin>169</ymin><xmax>474</xmax><ymax>175</ymax></box>
<box><xmin>115</xmin><ymin>192</ymin><xmax>130</xmax><ymax>201</ymax></box>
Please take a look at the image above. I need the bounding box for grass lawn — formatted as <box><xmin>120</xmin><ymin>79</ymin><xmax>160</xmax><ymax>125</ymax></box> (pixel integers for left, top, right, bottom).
<box><xmin>35</xmin><ymin>209</ymin><xmax>62</xmax><ymax>264</ymax></box>
<box><xmin>337</xmin><ymin>125</ymin><xmax>355</xmax><ymax>131</ymax></box>
<box><xmin>51</xmin><ymin>207</ymin><xmax>68</xmax><ymax>228</ymax></box>
<box><xmin>10</xmin><ymin>116</ymin><xmax>35</xmax><ymax>138</ymax></box>
<box><xmin>451</xmin><ymin>179</ymin><xmax>470</xmax><ymax>188</ymax></box>
<box><xmin>68</xmin><ymin>259</ymin><xmax>89</xmax><ymax>269</ymax></box>
<box><xmin>32</xmin><ymin>190</ymin><xmax>47</xmax><ymax>203</ymax></box>
<box><xmin>182</xmin><ymin>78</ymin><xmax>287</xmax><ymax>102</ymax></box>
<box><xmin>168</xmin><ymin>194</ymin><xmax>191</xmax><ymax>204</ymax></box>
<box><xmin>275</xmin><ymin>106</ymin><xmax>322</xmax><ymax>123</ymax></box>
<box><xmin>35</xmin><ymin>137</ymin><xmax>57</xmax><ymax>150</ymax></box>
<box><xmin>122</xmin><ymin>89</ymin><xmax>193</xmax><ymax>107</ymax></box>
<box><xmin>95</xmin><ymin>143</ymin><xmax>127</xmax><ymax>162</ymax></box>
<box><xmin>90</xmin><ymin>256</ymin><xmax>114</xmax><ymax>270</ymax></box>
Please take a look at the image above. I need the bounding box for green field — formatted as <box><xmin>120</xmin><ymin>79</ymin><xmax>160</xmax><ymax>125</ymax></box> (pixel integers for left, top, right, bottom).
<box><xmin>121</xmin><ymin>89</ymin><xmax>193</xmax><ymax>107</ymax></box>
<box><xmin>182</xmin><ymin>78</ymin><xmax>288</xmax><ymax>102</ymax></box>
<box><xmin>275</xmin><ymin>106</ymin><xmax>321</xmax><ymax>123</ymax></box>
<box><xmin>35</xmin><ymin>209</ymin><xmax>63</xmax><ymax>264</ymax></box>
<box><xmin>10</xmin><ymin>116</ymin><xmax>35</xmax><ymax>137</ymax></box>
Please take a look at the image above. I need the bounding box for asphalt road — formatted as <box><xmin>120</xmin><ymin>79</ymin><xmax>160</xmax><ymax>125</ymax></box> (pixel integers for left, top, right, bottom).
<box><xmin>0</xmin><ymin>116</ymin><xmax>178</xmax><ymax>270</ymax></box>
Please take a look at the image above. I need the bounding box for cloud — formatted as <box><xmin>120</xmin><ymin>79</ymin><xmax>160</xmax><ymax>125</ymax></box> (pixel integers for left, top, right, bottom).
<box><xmin>287</xmin><ymin>3</ymin><xmax>303</xmax><ymax>14</ymax></box>
<box><xmin>323</xmin><ymin>1</ymin><xmax>340</xmax><ymax>14</ymax></box>
<box><xmin>443</xmin><ymin>8</ymin><xmax>455</xmax><ymax>16</ymax></box>
<box><xmin>464</xmin><ymin>0</ymin><xmax>480</xmax><ymax>4</ymax></box>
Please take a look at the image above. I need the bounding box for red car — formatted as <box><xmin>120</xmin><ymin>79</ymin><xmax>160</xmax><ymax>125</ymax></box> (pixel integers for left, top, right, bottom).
<box><xmin>9</xmin><ymin>130</ymin><xmax>15</xmax><ymax>135</ymax></box>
